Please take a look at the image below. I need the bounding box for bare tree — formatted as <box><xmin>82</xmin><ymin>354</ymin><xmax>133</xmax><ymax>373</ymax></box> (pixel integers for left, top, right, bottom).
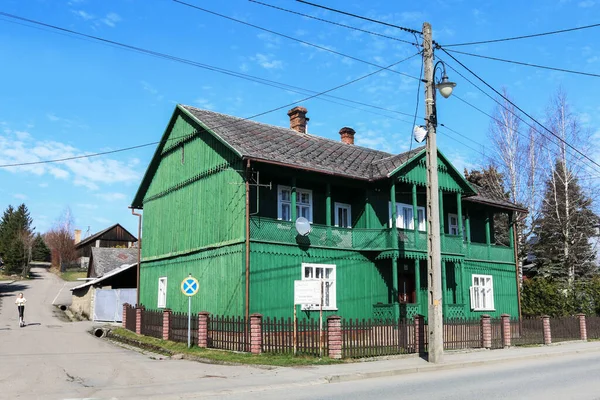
<box><xmin>44</xmin><ymin>208</ymin><xmax>77</xmax><ymax>272</ymax></box>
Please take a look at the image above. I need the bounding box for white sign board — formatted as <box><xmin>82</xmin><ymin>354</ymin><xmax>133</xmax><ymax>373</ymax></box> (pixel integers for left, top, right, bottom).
<box><xmin>294</xmin><ymin>280</ymin><xmax>321</xmax><ymax>305</ymax></box>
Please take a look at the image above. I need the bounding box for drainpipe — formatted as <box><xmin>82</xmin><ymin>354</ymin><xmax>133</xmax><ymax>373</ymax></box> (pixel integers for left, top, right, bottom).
<box><xmin>245</xmin><ymin>159</ymin><xmax>251</xmax><ymax>322</ymax></box>
<box><xmin>130</xmin><ymin>207</ymin><xmax>142</xmax><ymax>306</ymax></box>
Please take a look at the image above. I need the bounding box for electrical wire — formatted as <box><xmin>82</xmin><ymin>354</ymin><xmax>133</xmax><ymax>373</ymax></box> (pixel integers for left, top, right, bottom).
<box><xmin>0</xmin><ymin>53</ymin><xmax>419</xmax><ymax>168</ymax></box>
<box><xmin>0</xmin><ymin>12</ymin><xmax>420</xmax><ymax>124</ymax></box>
<box><xmin>445</xmin><ymin>49</ymin><xmax>600</xmax><ymax>78</ymax></box>
<box><xmin>438</xmin><ymin>49</ymin><xmax>600</xmax><ymax>174</ymax></box>
<box><xmin>444</xmin><ymin>22</ymin><xmax>600</xmax><ymax>47</ymax></box>
<box><xmin>296</xmin><ymin>0</ymin><xmax>421</xmax><ymax>35</ymax></box>
<box><xmin>249</xmin><ymin>0</ymin><xmax>417</xmax><ymax>45</ymax></box>
<box><xmin>173</xmin><ymin>0</ymin><xmax>420</xmax><ymax>80</ymax></box>
<box><xmin>409</xmin><ymin>48</ymin><xmax>423</xmax><ymax>152</ymax></box>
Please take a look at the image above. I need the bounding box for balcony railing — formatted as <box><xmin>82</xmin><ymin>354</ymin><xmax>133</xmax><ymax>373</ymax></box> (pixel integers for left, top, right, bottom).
<box><xmin>249</xmin><ymin>217</ymin><xmax>514</xmax><ymax>262</ymax></box>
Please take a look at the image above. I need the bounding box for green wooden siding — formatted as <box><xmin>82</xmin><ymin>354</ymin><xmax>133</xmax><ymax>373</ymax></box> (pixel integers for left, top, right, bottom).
<box><xmin>141</xmin><ymin>113</ymin><xmax>245</xmax><ymax>260</ymax></box>
<box><xmin>395</xmin><ymin>154</ymin><xmax>471</xmax><ymax>193</ymax></box>
<box><xmin>249</xmin><ymin>243</ymin><xmax>390</xmax><ymax>320</ymax></box>
<box><xmin>140</xmin><ymin>244</ymin><xmax>244</xmax><ymax>315</ymax></box>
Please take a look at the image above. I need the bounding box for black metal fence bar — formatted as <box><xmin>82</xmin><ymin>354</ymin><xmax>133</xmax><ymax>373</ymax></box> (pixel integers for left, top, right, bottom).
<box><xmin>140</xmin><ymin>309</ymin><xmax>163</xmax><ymax>339</ymax></box>
<box><xmin>170</xmin><ymin>311</ymin><xmax>198</xmax><ymax>344</ymax></box>
<box><xmin>550</xmin><ymin>317</ymin><xmax>580</xmax><ymax>342</ymax></box>
<box><xmin>490</xmin><ymin>318</ymin><xmax>503</xmax><ymax>349</ymax></box>
<box><xmin>511</xmin><ymin>317</ymin><xmax>544</xmax><ymax>346</ymax></box>
<box><xmin>208</xmin><ymin>315</ymin><xmax>249</xmax><ymax>352</ymax></box>
<box><xmin>587</xmin><ymin>316</ymin><xmax>600</xmax><ymax>339</ymax></box>
<box><xmin>342</xmin><ymin>319</ymin><xmax>415</xmax><ymax>358</ymax></box>
<box><xmin>443</xmin><ymin>318</ymin><xmax>481</xmax><ymax>350</ymax></box>
<box><xmin>125</xmin><ymin>304</ymin><xmax>136</xmax><ymax>332</ymax></box>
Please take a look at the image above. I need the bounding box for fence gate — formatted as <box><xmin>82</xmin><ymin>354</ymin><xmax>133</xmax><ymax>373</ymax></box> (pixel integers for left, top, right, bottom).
<box><xmin>93</xmin><ymin>288</ymin><xmax>137</xmax><ymax>322</ymax></box>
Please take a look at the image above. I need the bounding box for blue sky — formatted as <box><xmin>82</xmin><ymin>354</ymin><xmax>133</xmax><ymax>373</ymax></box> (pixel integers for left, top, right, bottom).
<box><xmin>1</xmin><ymin>0</ymin><xmax>599</xmax><ymax>237</ymax></box>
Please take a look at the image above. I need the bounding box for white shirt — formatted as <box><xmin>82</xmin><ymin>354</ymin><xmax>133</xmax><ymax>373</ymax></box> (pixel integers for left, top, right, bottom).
<box><xmin>15</xmin><ymin>297</ymin><xmax>26</xmax><ymax>306</ymax></box>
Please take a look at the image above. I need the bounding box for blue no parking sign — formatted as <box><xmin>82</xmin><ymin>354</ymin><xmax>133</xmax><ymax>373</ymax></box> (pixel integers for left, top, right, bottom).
<box><xmin>181</xmin><ymin>276</ymin><xmax>199</xmax><ymax>297</ymax></box>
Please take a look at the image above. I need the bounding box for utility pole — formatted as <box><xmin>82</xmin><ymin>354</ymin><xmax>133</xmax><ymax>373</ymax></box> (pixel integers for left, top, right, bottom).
<box><xmin>423</xmin><ymin>22</ymin><xmax>444</xmax><ymax>363</ymax></box>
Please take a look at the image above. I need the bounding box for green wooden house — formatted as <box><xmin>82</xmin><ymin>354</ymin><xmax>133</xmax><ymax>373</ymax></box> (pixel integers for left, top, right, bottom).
<box><xmin>131</xmin><ymin>105</ymin><xmax>525</xmax><ymax>321</ymax></box>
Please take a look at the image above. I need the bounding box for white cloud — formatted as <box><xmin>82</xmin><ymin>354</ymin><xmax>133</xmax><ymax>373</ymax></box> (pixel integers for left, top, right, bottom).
<box><xmin>72</xmin><ymin>10</ymin><xmax>94</xmax><ymax>20</ymax></box>
<box><xmin>93</xmin><ymin>216</ymin><xmax>112</xmax><ymax>225</ymax></box>
<box><xmin>77</xmin><ymin>203</ymin><xmax>98</xmax><ymax>210</ymax></box>
<box><xmin>101</xmin><ymin>12</ymin><xmax>121</xmax><ymax>28</ymax></box>
<box><xmin>0</xmin><ymin>126</ymin><xmax>140</xmax><ymax>189</ymax></box>
<box><xmin>257</xmin><ymin>33</ymin><xmax>282</xmax><ymax>49</ymax></box>
<box><xmin>14</xmin><ymin>131</ymin><xmax>31</xmax><ymax>140</ymax></box>
<box><xmin>14</xmin><ymin>193</ymin><xmax>28</xmax><ymax>200</ymax></box>
<box><xmin>239</xmin><ymin>62</ymin><xmax>249</xmax><ymax>72</ymax></box>
<box><xmin>579</xmin><ymin>0</ymin><xmax>596</xmax><ymax>7</ymax></box>
<box><xmin>38</xmin><ymin>183</ymin><xmax>49</xmax><ymax>188</ymax></box>
<box><xmin>195</xmin><ymin>98</ymin><xmax>215</xmax><ymax>110</ymax></box>
<box><xmin>95</xmin><ymin>192</ymin><xmax>127</xmax><ymax>202</ymax></box>
<box><xmin>252</xmin><ymin>53</ymin><xmax>283</xmax><ymax>70</ymax></box>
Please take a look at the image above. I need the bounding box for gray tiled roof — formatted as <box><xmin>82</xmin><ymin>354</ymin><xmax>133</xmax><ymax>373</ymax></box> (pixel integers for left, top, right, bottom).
<box><xmin>89</xmin><ymin>247</ymin><xmax>138</xmax><ymax>278</ymax></box>
<box><xmin>464</xmin><ymin>184</ymin><xmax>528</xmax><ymax>212</ymax></box>
<box><xmin>182</xmin><ymin>106</ymin><xmax>423</xmax><ymax>180</ymax></box>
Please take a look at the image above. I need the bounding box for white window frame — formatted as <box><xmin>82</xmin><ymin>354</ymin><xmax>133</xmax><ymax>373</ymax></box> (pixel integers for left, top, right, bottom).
<box><xmin>470</xmin><ymin>274</ymin><xmax>495</xmax><ymax>311</ymax></box>
<box><xmin>301</xmin><ymin>263</ymin><xmax>337</xmax><ymax>311</ymax></box>
<box><xmin>448</xmin><ymin>213</ymin><xmax>459</xmax><ymax>236</ymax></box>
<box><xmin>157</xmin><ymin>277</ymin><xmax>168</xmax><ymax>309</ymax></box>
<box><xmin>389</xmin><ymin>202</ymin><xmax>426</xmax><ymax>231</ymax></box>
<box><xmin>334</xmin><ymin>202</ymin><xmax>352</xmax><ymax>228</ymax></box>
<box><xmin>277</xmin><ymin>185</ymin><xmax>313</xmax><ymax>222</ymax></box>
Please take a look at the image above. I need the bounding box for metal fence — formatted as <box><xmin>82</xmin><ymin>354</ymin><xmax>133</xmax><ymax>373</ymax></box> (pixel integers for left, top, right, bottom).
<box><xmin>262</xmin><ymin>317</ymin><xmax>325</xmax><ymax>356</ymax></box>
<box><xmin>443</xmin><ymin>318</ymin><xmax>481</xmax><ymax>350</ymax></box>
<box><xmin>124</xmin><ymin>304</ymin><xmax>136</xmax><ymax>332</ymax></box>
<box><xmin>490</xmin><ymin>318</ymin><xmax>504</xmax><ymax>349</ymax></box>
<box><xmin>170</xmin><ymin>311</ymin><xmax>198</xmax><ymax>344</ymax></box>
<box><xmin>587</xmin><ymin>316</ymin><xmax>600</xmax><ymax>339</ymax></box>
<box><xmin>550</xmin><ymin>317</ymin><xmax>580</xmax><ymax>343</ymax></box>
<box><xmin>342</xmin><ymin>319</ymin><xmax>415</xmax><ymax>358</ymax></box>
<box><xmin>208</xmin><ymin>315</ymin><xmax>250</xmax><ymax>352</ymax></box>
<box><xmin>140</xmin><ymin>308</ymin><xmax>163</xmax><ymax>339</ymax></box>
<box><xmin>511</xmin><ymin>317</ymin><xmax>544</xmax><ymax>346</ymax></box>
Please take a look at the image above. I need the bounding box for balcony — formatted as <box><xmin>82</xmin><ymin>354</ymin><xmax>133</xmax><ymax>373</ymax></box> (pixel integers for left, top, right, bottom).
<box><xmin>249</xmin><ymin>217</ymin><xmax>514</xmax><ymax>263</ymax></box>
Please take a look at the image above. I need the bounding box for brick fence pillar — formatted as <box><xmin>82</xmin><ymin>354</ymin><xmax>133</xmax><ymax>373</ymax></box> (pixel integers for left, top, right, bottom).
<box><xmin>250</xmin><ymin>313</ymin><xmax>263</xmax><ymax>355</ymax></box>
<box><xmin>577</xmin><ymin>313</ymin><xmax>587</xmax><ymax>341</ymax></box>
<box><xmin>135</xmin><ymin>305</ymin><xmax>144</xmax><ymax>335</ymax></box>
<box><xmin>122</xmin><ymin>303</ymin><xmax>129</xmax><ymax>328</ymax></box>
<box><xmin>501</xmin><ymin>314</ymin><xmax>511</xmax><ymax>348</ymax></box>
<box><xmin>542</xmin><ymin>315</ymin><xmax>552</xmax><ymax>345</ymax></box>
<box><xmin>327</xmin><ymin>315</ymin><xmax>342</xmax><ymax>359</ymax></box>
<box><xmin>162</xmin><ymin>309</ymin><xmax>172</xmax><ymax>340</ymax></box>
<box><xmin>198</xmin><ymin>311</ymin><xmax>210</xmax><ymax>348</ymax></box>
<box><xmin>481</xmin><ymin>314</ymin><xmax>491</xmax><ymax>349</ymax></box>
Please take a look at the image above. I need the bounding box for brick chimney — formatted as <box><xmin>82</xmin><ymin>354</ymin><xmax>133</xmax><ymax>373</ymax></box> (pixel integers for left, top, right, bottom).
<box><xmin>287</xmin><ymin>106</ymin><xmax>309</xmax><ymax>133</ymax></box>
<box><xmin>339</xmin><ymin>127</ymin><xmax>356</xmax><ymax>145</ymax></box>
<box><xmin>74</xmin><ymin>229</ymin><xmax>81</xmax><ymax>244</ymax></box>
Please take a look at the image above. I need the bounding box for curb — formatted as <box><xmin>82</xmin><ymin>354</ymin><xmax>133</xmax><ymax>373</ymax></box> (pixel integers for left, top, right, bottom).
<box><xmin>323</xmin><ymin>345</ymin><xmax>600</xmax><ymax>383</ymax></box>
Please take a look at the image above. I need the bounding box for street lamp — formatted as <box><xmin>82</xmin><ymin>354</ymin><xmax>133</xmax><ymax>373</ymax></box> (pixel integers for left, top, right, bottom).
<box><xmin>422</xmin><ymin>22</ymin><xmax>456</xmax><ymax>364</ymax></box>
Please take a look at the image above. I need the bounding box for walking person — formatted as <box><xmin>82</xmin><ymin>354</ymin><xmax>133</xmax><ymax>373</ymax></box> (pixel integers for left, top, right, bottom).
<box><xmin>15</xmin><ymin>292</ymin><xmax>26</xmax><ymax>327</ymax></box>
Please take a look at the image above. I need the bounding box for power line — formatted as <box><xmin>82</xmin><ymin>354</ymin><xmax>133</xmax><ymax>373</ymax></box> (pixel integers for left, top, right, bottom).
<box><xmin>249</xmin><ymin>0</ymin><xmax>416</xmax><ymax>45</ymax></box>
<box><xmin>173</xmin><ymin>0</ymin><xmax>420</xmax><ymax>80</ymax></box>
<box><xmin>0</xmin><ymin>53</ymin><xmax>419</xmax><ymax>168</ymax></box>
<box><xmin>445</xmin><ymin>49</ymin><xmax>600</xmax><ymax>78</ymax></box>
<box><xmin>0</xmin><ymin>12</ymin><xmax>420</xmax><ymax>123</ymax></box>
<box><xmin>439</xmin><ymin>48</ymin><xmax>600</xmax><ymax>174</ymax></box>
<box><xmin>296</xmin><ymin>0</ymin><xmax>421</xmax><ymax>35</ymax></box>
<box><xmin>444</xmin><ymin>22</ymin><xmax>600</xmax><ymax>47</ymax></box>
<box><xmin>409</xmin><ymin>50</ymin><xmax>424</xmax><ymax>152</ymax></box>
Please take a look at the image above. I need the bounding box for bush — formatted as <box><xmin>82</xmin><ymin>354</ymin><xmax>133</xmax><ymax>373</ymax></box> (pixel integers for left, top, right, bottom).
<box><xmin>522</xmin><ymin>276</ymin><xmax>600</xmax><ymax>317</ymax></box>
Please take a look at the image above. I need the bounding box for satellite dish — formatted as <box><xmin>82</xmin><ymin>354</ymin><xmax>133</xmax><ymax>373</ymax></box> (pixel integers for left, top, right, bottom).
<box><xmin>295</xmin><ymin>217</ymin><xmax>312</xmax><ymax>236</ymax></box>
<box><xmin>413</xmin><ymin>125</ymin><xmax>427</xmax><ymax>143</ymax></box>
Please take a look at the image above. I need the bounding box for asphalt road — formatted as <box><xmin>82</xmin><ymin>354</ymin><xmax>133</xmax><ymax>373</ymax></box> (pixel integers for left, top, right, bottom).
<box><xmin>2</xmin><ymin>267</ymin><xmax>599</xmax><ymax>400</ymax></box>
<box><xmin>227</xmin><ymin>351</ymin><xmax>600</xmax><ymax>400</ymax></box>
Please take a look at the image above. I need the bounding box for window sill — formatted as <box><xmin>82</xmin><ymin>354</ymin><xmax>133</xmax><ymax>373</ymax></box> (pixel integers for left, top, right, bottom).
<box><xmin>301</xmin><ymin>307</ymin><xmax>338</xmax><ymax>312</ymax></box>
<box><xmin>472</xmin><ymin>308</ymin><xmax>495</xmax><ymax>312</ymax></box>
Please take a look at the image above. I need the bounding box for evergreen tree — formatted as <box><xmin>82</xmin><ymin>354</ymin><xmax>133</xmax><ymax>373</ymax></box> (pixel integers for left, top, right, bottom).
<box><xmin>533</xmin><ymin>161</ymin><xmax>598</xmax><ymax>282</ymax></box>
<box><xmin>31</xmin><ymin>233</ymin><xmax>51</xmax><ymax>262</ymax></box>
<box><xmin>465</xmin><ymin>166</ymin><xmax>511</xmax><ymax>246</ymax></box>
<box><xmin>0</xmin><ymin>204</ymin><xmax>34</xmax><ymax>274</ymax></box>
<box><xmin>0</xmin><ymin>205</ymin><xmax>16</xmax><ymax>258</ymax></box>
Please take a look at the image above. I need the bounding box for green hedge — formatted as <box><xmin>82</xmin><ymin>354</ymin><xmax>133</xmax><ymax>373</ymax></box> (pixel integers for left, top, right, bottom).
<box><xmin>522</xmin><ymin>277</ymin><xmax>600</xmax><ymax>317</ymax></box>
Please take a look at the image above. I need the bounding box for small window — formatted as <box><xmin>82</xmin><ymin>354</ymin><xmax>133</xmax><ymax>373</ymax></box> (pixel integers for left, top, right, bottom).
<box><xmin>301</xmin><ymin>263</ymin><xmax>336</xmax><ymax>311</ymax></box>
<box><xmin>158</xmin><ymin>277</ymin><xmax>167</xmax><ymax>308</ymax></box>
<box><xmin>278</xmin><ymin>185</ymin><xmax>313</xmax><ymax>222</ymax></box>
<box><xmin>334</xmin><ymin>202</ymin><xmax>352</xmax><ymax>228</ymax></box>
<box><xmin>448</xmin><ymin>213</ymin><xmax>459</xmax><ymax>235</ymax></box>
<box><xmin>389</xmin><ymin>202</ymin><xmax>426</xmax><ymax>231</ymax></box>
<box><xmin>470</xmin><ymin>274</ymin><xmax>494</xmax><ymax>311</ymax></box>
